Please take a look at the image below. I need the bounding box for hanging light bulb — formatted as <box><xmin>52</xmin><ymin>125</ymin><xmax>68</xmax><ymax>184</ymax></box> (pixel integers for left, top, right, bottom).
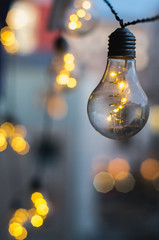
<box><xmin>64</xmin><ymin>0</ymin><xmax>97</xmax><ymax>36</ymax></box>
<box><xmin>87</xmin><ymin>28</ymin><xmax>149</xmax><ymax>140</ymax></box>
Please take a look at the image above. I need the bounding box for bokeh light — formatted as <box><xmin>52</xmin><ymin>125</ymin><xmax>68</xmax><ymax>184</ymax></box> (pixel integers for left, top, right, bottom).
<box><xmin>82</xmin><ymin>1</ymin><xmax>92</xmax><ymax>10</ymax></box>
<box><xmin>14</xmin><ymin>209</ymin><xmax>28</xmax><ymax>224</ymax></box>
<box><xmin>31</xmin><ymin>215</ymin><xmax>43</xmax><ymax>227</ymax></box>
<box><xmin>28</xmin><ymin>208</ymin><xmax>37</xmax><ymax>220</ymax></box>
<box><xmin>6</xmin><ymin>8</ymin><xmax>28</xmax><ymax>29</ymax></box>
<box><xmin>15</xmin><ymin>227</ymin><xmax>27</xmax><ymax>240</ymax></box>
<box><xmin>47</xmin><ymin>96</ymin><xmax>68</xmax><ymax>120</ymax></box>
<box><xmin>149</xmin><ymin>105</ymin><xmax>159</xmax><ymax>134</ymax></box>
<box><xmin>36</xmin><ymin>204</ymin><xmax>49</xmax><ymax>216</ymax></box>
<box><xmin>18</xmin><ymin>142</ymin><xmax>30</xmax><ymax>155</ymax></box>
<box><xmin>77</xmin><ymin>9</ymin><xmax>86</xmax><ymax>18</ymax></box>
<box><xmin>31</xmin><ymin>192</ymin><xmax>43</xmax><ymax>203</ymax></box>
<box><xmin>64</xmin><ymin>53</ymin><xmax>74</xmax><ymax>64</ymax></box>
<box><xmin>115</xmin><ymin>172</ymin><xmax>136</xmax><ymax>193</ymax></box>
<box><xmin>64</xmin><ymin>62</ymin><xmax>75</xmax><ymax>72</ymax></box>
<box><xmin>4</xmin><ymin>40</ymin><xmax>19</xmax><ymax>54</ymax></box>
<box><xmin>56</xmin><ymin>71</ymin><xmax>70</xmax><ymax>85</ymax></box>
<box><xmin>11</xmin><ymin>136</ymin><xmax>27</xmax><ymax>152</ymax></box>
<box><xmin>140</xmin><ymin>158</ymin><xmax>159</xmax><ymax>180</ymax></box>
<box><xmin>108</xmin><ymin>158</ymin><xmax>130</xmax><ymax>178</ymax></box>
<box><xmin>1</xmin><ymin>27</ymin><xmax>16</xmax><ymax>47</ymax></box>
<box><xmin>14</xmin><ymin>125</ymin><xmax>27</xmax><ymax>138</ymax></box>
<box><xmin>1</xmin><ymin>122</ymin><xmax>15</xmax><ymax>137</ymax></box>
<box><xmin>67</xmin><ymin>78</ymin><xmax>77</xmax><ymax>88</ymax></box>
<box><xmin>34</xmin><ymin>198</ymin><xmax>47</xmax><ymax>208</ymax></box>
<box><xmin>9</xmin><ymin>222</ymin><xmax>23</xmax><ymax>237</ymax></box>
<box><xmin>93</xmin><ymin>171</ymin><xmax>115</xmax><ymax>193</ymax></box>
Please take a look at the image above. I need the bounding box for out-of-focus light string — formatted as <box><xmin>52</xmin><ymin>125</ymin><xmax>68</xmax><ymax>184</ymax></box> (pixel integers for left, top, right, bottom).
<box><xmin>8</xmin><ymin>192</ymin><xmax>50</xmax><ymax>239</ymax></box>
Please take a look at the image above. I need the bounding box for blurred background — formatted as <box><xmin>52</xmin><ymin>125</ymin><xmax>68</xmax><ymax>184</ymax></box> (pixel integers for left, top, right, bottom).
<box><xmin>0</xmin><ymin>0</ymin><xmax>159</xmax><ymax>239</ymax></box>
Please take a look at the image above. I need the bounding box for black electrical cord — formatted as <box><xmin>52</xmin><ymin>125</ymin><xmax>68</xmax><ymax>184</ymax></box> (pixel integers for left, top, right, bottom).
<box><xmin>103</xmin><ymin>0</ymin><xmax>159</xmax><ymax>28</ymax></box>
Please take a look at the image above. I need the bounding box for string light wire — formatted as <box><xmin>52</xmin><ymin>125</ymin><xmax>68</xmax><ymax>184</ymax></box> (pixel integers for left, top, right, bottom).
<box><xmin>103</xmin><ymin>0</ymin><xmax>159</xmax><ymax>28</ymax></box>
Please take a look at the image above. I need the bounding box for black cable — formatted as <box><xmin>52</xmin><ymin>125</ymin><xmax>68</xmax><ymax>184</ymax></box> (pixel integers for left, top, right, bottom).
<box><xmin>123</xmin><ymin>15</ymin><xmax>159</xmax><ymax>28</ymax></box>
<box><xmin>103</xmin><ymin>0</ymin><xmax>159</xmax><ymax>28</ymax></box>
<box><xmin>103</xmin><ymin>0</ymin><xmax>124</xmax><ymax>27</ymax></box>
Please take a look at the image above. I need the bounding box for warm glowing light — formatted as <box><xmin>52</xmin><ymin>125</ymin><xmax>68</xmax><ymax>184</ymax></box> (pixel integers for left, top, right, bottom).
<box><xmin>77</xmin><ymin>20</ymin><xmax>82</xmax><ymax>28</ymax></box>
<box><xmin>15</xmin><ymin>227</ymin><xmax>27</xmax><ymax>240</ymax></box>
<box><xmin>93</xmin><ymin>171</ymin><xmax>115</xmax><ymax>193</ymax></box>
<box><xmin>110</xmin><ymin>72</ymin><xmax>117</xmax><ymax>77</ymax></box>
<box><xmin>27</xmin><ymin>208</ymin><xmax>37</xmax><ymax>219</ymax></box>
<box><xmin>121</xmin><ymin>98</ymin><xmax>127</xmax><ymax>104</ymax></box>
<box><xmin>4</xmin><ymin>40</ymin><xmax>19</xmax><ymax>54</ymax></box>
<box><xmin>67</xmin><ymin>78</ymin><xmax>77</xmax><ymax>88</ymax></box>
<box><xmin>64</xmin><ymin>53</ymin><xmax>74</xmax><ymax>64</ymax></box>
<box><xmin>18</xmin><ymin>142</ymin><xmax>30</xmax><ymax>155</ymax></box>
<box><xmin>149</xmin><ymin>105</ymin><xmax>159</xmax><ymax>133</ymax></box>
<box><xmin>15</xmin><ymin>125</ymin><xmax>27</xmax><ymax>138</ymax></box>
<box><xmin>68</xmin><ymin>21</ymin><xmax>77</xmax><ymax>30</ymax></box>
<box><xmin>0</xmin><ymin>128</ymin><xmax>7</xmax><ymax>137</ymax></box>
<box><xmin>11</xmin><ymin>136</ymin><xmax>26</xmax><ymax>152</ymax></box>
<box><xmin>108</xmin><ymin>158</ymin><xmax>130</xmax><ymax>178</ymax></box>
<box><xmin>6</xmin><ymin>8</ymin><xmax>28</xmax><ymax>29</ymax></box>
<box><xmin>140</xmin><ymin>158</ymin><xmax>159</xmax><ymax>180</ymax></box>
<box><xmin>1</xmin><ymin>27</ymin><xmax>16</xmax><ymax>46</ymax></box>
<box><xmin>0</xmin><ymin>140</ymin><xmax>7</xmax><ymax>152</ymax></box>
<box><xmin>64</xmin><ymin>62</ymin><xmax>75</xmax><ymax>72</ymax></box>
<box><xmin>9</xmin><ymin>223</ymin><xmax>23</xmax><ymax>237</ymax></box>
<box><xmin>107</xmin><ymin>116</ymin><xmax>112</xmax><ymax>121</ymax></box>
<box><xmin>115</xmin><ymin>172</ymin><xmax>135</xmax><ymax>193</ymax></box>
<box><xmin>31</xmin><ymin>215</ymin><xmax>43</xmax><ymax>227</ymax></box>
<box><xmin>1</xmin><ymin>122</ymin><xmax>15</xmax><ymax>137</ymax></box>
<box><xmin>34</xmin><ymin>198</ymin><xmax>47</xmax><ymax>208</ymax></box>
<box><xmin>84</xmin><ymin>13</ymin><xmax>92</xmax><ymax>21</ymax></box>
<box><xmin>82</xmin><ymin>1</ymin><xmax>91</xmax><ymax>9</ymax></box>
<box><xmin>0</xmin><ymin>133</ymin><xmax>6</xmax><ymax>147</ymax></box>
<box><xmin>47</xmin><ymin>96</ymin><xmax>68</xmax><ymax>120</ymax></box>
<box><xmin>56</xmin><ymin>73</ymin><xmax>70</xmax><ymax>85</ymax></box>
<box><xmin>36</xmin><ymin>204</ymin><xmax>49</xmax><ymax>216</ymax></box>
<box><xmin>69</xmin><ymin>14</ymin><xmax>78</xmax><ymax>22</ymax></box>
<box><xmin>14</xmin><ymin>209</ymin><xmax>28</xmax><ymax>224</ymax></box>
<box><xmin>113</xmin><ymin>108</ymin><xmax>119</xmax><ymax>113</ymax></box>
<box><xmin>119</xmin><ymin>105</ymin><xmax>124</xmax><ymax>109</ymax></box>
<box><xmin>31</xmin><ymin>192</ymin><xmax>43</xmax><ymax>203</ymax></box>
<box><xmin>77</xmin><ymin>9</ymin><xmax>86</xmax><ymax>18</ymax></box>
<box><xmin>118</xmin><ymin>81</ymin><xmax>126</xmax><ymax>90</ymax></box>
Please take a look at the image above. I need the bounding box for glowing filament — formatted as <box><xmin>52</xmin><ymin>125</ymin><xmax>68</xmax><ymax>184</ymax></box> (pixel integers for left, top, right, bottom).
<box><xmin>121</xmin><ymin>98</ymin><xmax>127</xmax><ymax>104</ymax></box>
<box><xmin>110</xmin><ymin>72</ymin><xmax>117</xmax><ymax>77</ymax></box>
<box><xmin>107</xmin><ymin>116</ymin><xmax>112</xmax><ymax>121</ymax></box>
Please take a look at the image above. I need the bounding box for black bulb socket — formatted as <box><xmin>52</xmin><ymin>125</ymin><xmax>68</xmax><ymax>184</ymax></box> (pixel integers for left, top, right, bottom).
<box><xmin>108</xmin><ymin>28</ymin><xmax>136</xmax><ymax>58</ymax></box>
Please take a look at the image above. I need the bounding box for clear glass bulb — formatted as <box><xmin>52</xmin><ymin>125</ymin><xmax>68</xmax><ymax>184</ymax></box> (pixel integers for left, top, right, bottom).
<box><xmin>87</xmin><ymin>57</ymin><xmax>149</xmax><ymax>140</ymax></box>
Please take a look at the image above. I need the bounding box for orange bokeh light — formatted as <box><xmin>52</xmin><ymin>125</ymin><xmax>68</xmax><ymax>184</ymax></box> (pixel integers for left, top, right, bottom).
<box><xmin>140</xmin><ymin>158</ymin><xmax>159</xmax><ymax>180</ymax></box>
<box><xmin>108</xmin><ymin>158</ymin><xmax>130</xmax><ymax>178</ymax></box>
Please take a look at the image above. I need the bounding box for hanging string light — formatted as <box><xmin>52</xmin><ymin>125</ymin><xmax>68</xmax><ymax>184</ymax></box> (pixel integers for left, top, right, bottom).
<box><xmin>8</xmin><ymin>192</ymin><xmax>50</xmax><ymax>239</ymax></box>
<box><xmin>64</xmin><ymin>0</ymin><xmax>97</xmax><ymax>36</ymax></box>
<box><xmin>50</xmin><ymin>36</ymin><xmax>78</xmax><ymax>93</ymax></box>
<box><xmin>0</xmin><ymin>122</ymin><xmax>29</xmax><ymax>154</ymax></box>
<box><xmin>87</xmin><ymin>0</ymin><xmax>159</xmax><ymax>140</ymax></box>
